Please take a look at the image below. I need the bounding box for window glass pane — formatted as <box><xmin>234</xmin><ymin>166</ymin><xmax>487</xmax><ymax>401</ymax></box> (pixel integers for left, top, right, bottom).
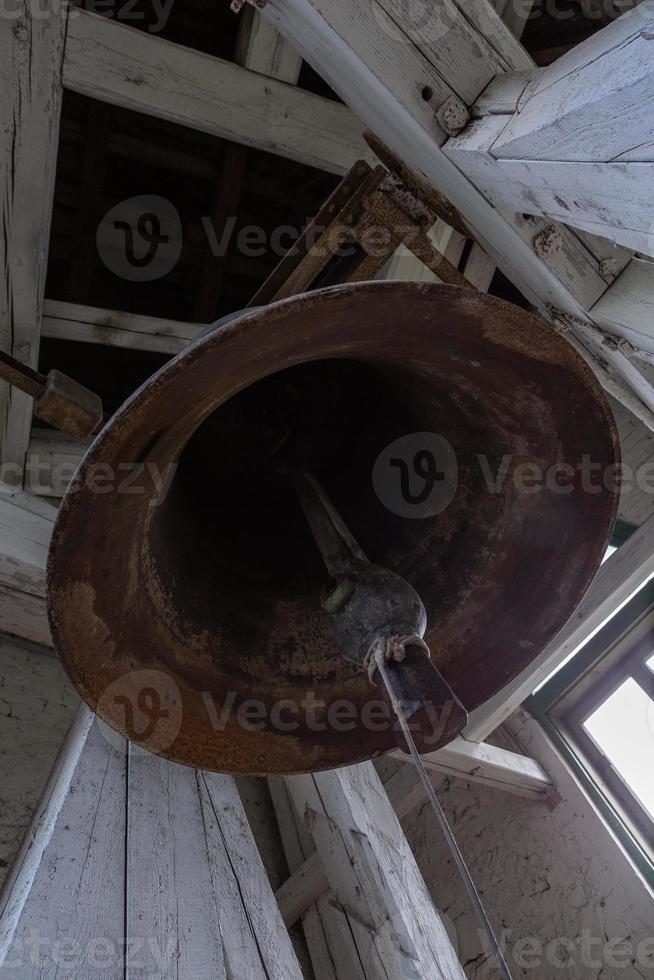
<box><xmin>602</xmin><ymin>544</ymin><xmax>617</xmax><ymax>563</ymax></box>
<box><xmin>584</xmin><ymin>678</ymin><xmax>654</xmax><ymax>819</ymax></box>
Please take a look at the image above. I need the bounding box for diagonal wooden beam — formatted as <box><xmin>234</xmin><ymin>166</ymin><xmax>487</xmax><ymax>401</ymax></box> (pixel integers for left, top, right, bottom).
<box><xmin>257</xmin><ymin>0</ymin><xmax>654</xmax><ymax>426</ymax></box>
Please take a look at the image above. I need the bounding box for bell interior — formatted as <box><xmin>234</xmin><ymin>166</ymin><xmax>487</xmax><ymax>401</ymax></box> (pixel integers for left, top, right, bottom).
<box><xmin>48</xmin><ymin>283</ymin><xmax>619</xmax><ymax>774</ymax></box>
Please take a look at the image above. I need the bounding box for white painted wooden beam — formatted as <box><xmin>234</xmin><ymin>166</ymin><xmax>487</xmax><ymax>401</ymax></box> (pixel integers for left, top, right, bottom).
<box><xmin>269</xmin><ymin>776</ymin><xmax>366</xmax><ymax>979</ymax></box>
<box><xmin>283</xmin><ymin>763</ymin><xmax>466</xmax><ymax>978</ymax></box>
<box><xmin>445</xmin><ymin>5</ymin><xmax>654</xmax><ymax>255</ymax></box>
<box><xmin>63</xmin><ymin>10</ymin><xmax>367</xmax><ymax>176</ymax></box>
<box><xmin>42</xmin><ymin>299</ymin><xmax>206</xmax><ymax>356</ymax></box>
<box><xmin>257</xmin><ymin>0</ymin><xmax>604</xmax><ymax>312</ymax></box>
<box><xmin>2</xmin><ymin>719</ymin><xmax>303</xmax><ymax>976</ymax></box>
<box><xmin>258</xmin><ymin>0</ymin><xmax>654</xmax><ymax>425</ymax></box>
<box><xmin>235</xmin><ymin>4</ymin><xmax>303</xmax><ymax>83</ymax></box>
<box><xmin>392</xmin><ymin>736</ymin><xmax>555</xmax><ymax>802</ymax></box>
<box><xmin>0</xmin><ymin>485</ymin><xmax>55</xmax><ymax>599</ymax></box>
<box><xmin>465</xmin><ymin>508</ymin><xmax>654</xmax><ymax>740</ymax></box>
<box><xmin>0</xmin><ymin>0</ymin><xmax>67</xmax><ymax>485</ymax></box>
<box><xmin>445</xmin><ymin>116</ymin><xmax>654</xmax><ymax>256</ymax></box>
<box><xmin>25</xmin><ymin>429</ymin><xmax>86</xmax><ymax>499</ymax></box>
<box><xmin>128</xmin><ymin>752</ymin><xmax>302</xmax><ymax>979</ymax></box>
<box><xmin>275</xmin><ymin>850</ymin><xmax>329</xmax><ymax>927</ymax></box>
<box><xmin>493</xmin><ymin>2</ymin><xmax>654</xmax><ymax>162</ymax></box>
<box><xmin>0</xmin><ymin>704</ymin><xmax>93</xmax><ymax>969</ymax></box>
<box><xmin>0</xmin><ymin>485</ymin><xmax>54</xmax><ymax>644</ymax></box>
<box><xmin>591</xmin><ymin>258</ymin><xmax>654</xmax><ymax>354</ymax></box>
<box><xmin>275</xmin><ymin>737</ymin><xmax>555</xmax><ymax>928</ymax></box>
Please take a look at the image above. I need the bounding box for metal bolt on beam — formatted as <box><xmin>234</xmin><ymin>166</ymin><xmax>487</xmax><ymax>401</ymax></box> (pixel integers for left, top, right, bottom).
<box><xmin>437</xmin><ymin>96</ymin><xmax>469</xmax><ymax>137</ymax></box>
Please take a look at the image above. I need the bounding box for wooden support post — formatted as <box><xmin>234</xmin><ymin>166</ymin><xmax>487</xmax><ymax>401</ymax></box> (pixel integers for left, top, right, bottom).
<box><xmin>0</xmin><ymin>0</ymin><xmax>67</xmax><ymax>486</ymax></box>
<box><xmin>283</xmin><ymin>763</ymin><xmax>466</xmax><ymax>978</ymax></box>
<box><xmin>1</xmin><ymin>720</ymin><xmax>303</xmax><ymax>977</ymax></box>
<box><xmin>444</xmin><ymin>4</ymin><xmax>654</xmax><ymax>254</ymax></box>
<box><xmin>274</xmin><ymin>738</ymin><xmax>555</xmax><ymax>929</ymax></box>
<box><xmin>269</xmin><ymin>776</ymin><xmax>368</xmax><ymax>980</ymax></box>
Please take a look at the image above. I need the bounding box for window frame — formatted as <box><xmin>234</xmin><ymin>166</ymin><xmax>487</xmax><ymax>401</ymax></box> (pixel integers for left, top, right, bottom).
<box><xmin>527</xmin><ymin>524</ymin><xmax>654</xmax><ymax>890</ymax></box>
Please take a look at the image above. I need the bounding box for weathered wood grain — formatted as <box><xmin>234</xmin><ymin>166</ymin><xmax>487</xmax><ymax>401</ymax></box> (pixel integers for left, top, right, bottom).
<box><xmin>64</xmin><ymin>10</ymin><xmax>367</xmax><ymax>176</ymax></box>
<box><xmin>0</xmin><ymin>705</ymin><xmax>92</xmax><ymax>971</ymax></box>
<box><xmin>493</xmin><ymin>3</ymin><xmax>654</xmax><ymax>162</ymax></box>
<box><xmin>0</xmin><ymin>485</ymin><xmax>54</xmax><ymax>598</ymax></box>
<box><xmin>269</xmin><ymin>776</ymin><xmax>365</xmax><ymax>980</ymax></box>
<box><xmin>445</xmin><ymin>116</ymin><xmax>654</xmax><ymax>256</ymax></box>
<box><xmin>42</xmin><ymin>300</ymin><xmax>205</xmax><ymax>356</ymax></box>
<box><xmin>5</xmin><ymin>719</ymin><xmax>126</xmax><ymax>979</ymax></box>
<box><xmin>0</xmin><ymin>1</ymin><xmax>67</xmax><ymax>484</ymax></box>
<box><xmin>285</xmin><ymin>763</ymin><xmax>467</xmax><ymax>978</ymax></box>
<box><xmin>235</xmin><ymin>4</ymin><xmax>303</xmax><ymax>82</ymax></box>
<box><xmin>126</xmin><ymin>749</ymin><xmax>227</xmax><ymax>979</ymax></box>
<box><xmin>592</xmin><ymin>258</ymin><xmax>654</xmax><ymax>352</ymax></box>
<box><xmin>260</xmin><ymin>0</ymin><xmax>614</xmax><ymax>317</ymax></box>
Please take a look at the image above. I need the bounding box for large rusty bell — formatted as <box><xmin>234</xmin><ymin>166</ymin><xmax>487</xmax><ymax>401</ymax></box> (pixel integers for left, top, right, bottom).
<box><xmin>47</xmin><ymin>282</ymin><xmax>619</xmax><ymax>774</ymax></box>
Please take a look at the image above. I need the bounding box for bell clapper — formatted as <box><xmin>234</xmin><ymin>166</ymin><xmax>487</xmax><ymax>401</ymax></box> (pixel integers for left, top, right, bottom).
<box><xmin>293</xmin><ymin>468</ymin><xmax>468</xmax><ymax>752</ymax></box>
<box><xmin>295</xmin><ymin>468</ymin><xmax>514</xmax><ymax>980</ymax></box>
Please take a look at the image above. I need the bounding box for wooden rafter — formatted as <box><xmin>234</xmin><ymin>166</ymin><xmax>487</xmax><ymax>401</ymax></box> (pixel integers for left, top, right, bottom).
<box><xmin>63</xmin><ymin>10</ymin><xmax>368</xmax><ymax>176</ymax></box>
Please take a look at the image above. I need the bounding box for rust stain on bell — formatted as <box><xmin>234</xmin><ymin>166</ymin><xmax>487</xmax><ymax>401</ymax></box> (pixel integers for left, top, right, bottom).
<box><xmin>47</xmin><ymin>282</ymin><xmax>619</xmax><ymax>775</ymax></box>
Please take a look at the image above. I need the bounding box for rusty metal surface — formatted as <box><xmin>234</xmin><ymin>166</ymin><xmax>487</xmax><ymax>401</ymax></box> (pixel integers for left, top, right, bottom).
<box><xmin>365</xmin><ymin>130</ymin><xmax>471</xmax><ymax>237</ymax></box>
<box><xmin>47</xmin><ymin>282</ymin><xmax>619</xmax><ymax>775</ymax></box>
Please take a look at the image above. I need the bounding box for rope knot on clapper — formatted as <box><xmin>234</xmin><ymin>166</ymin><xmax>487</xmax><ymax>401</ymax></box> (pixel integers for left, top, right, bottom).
<box><xmin>363</xmin><ymin>634</ymin><xmax>430</xmax><ymax>686</ymax></box>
